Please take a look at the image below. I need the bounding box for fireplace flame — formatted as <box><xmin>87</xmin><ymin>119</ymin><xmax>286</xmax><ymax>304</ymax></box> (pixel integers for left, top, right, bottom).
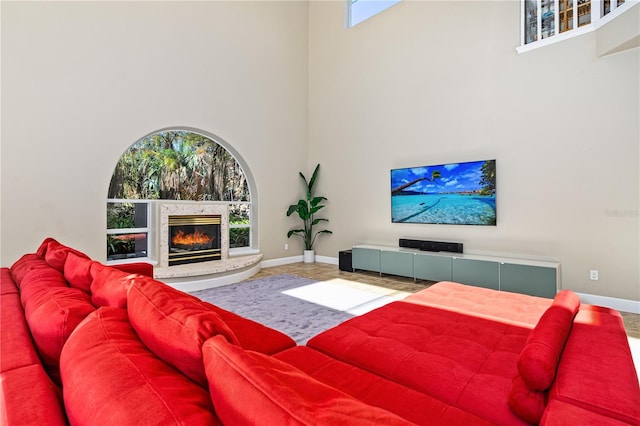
<box><xmin>172</xmin><ymin>230</ymin><xmax>213</xmax><ymax>246</ymax></box>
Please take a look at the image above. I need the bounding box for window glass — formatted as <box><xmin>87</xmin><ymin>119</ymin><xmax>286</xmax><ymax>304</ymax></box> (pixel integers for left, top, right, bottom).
<box><xmin>229</xmin><ymin>203</ymin><xmax>251</xmax><ymax>249</ymax></box>
<box><xmin>349</xmin><ymin>0</ymin><xmax>401</xmax><ymax>27</ymax></box>
<box><xmin>108</xmin><ymin>131</ymin><xmax>249</xmax><ymax>203</ymax></box>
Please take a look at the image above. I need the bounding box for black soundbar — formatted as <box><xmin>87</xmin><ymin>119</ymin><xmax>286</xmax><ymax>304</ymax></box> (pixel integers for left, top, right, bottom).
<box><xmin>399</xmin><ymin>238</ymin><xmax>463</xmax><ymax>253</ymax></box>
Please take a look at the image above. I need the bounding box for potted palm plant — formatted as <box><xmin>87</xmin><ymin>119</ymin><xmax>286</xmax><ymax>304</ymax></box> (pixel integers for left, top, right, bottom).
<box><xmin>286</xmin><ymin>164</ymin><xmax>332</xmax><ymax>263</ymax></box>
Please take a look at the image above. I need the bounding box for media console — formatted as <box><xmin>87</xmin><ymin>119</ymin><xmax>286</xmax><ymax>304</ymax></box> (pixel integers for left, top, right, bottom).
<box><xmin>351</xmin><ymin>244</ymin><xmax>560</xmax><ymax>299</ymax></box>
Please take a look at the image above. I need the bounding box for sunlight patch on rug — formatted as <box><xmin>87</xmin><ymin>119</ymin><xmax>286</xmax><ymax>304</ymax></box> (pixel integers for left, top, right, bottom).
<box><xmin>282</xmin><ymin>278</ymin><xmax>411</xmax><ymax>315</ymax></box>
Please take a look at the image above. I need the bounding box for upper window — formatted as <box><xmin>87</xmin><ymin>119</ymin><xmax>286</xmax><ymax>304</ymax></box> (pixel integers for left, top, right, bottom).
<box><xmin>348</xmin><ymin>0</ymin><xmax>401</xmax><ymax>27</ymax></box>
<box><xmin>522</xmin><ymin>0</ymin><xmax>626</xmax><ymax>46</ymax></box>
<box><xmin>107</xmin><ymin>130</ymin><xmax>253</xmax><ymax>261</ymax></box>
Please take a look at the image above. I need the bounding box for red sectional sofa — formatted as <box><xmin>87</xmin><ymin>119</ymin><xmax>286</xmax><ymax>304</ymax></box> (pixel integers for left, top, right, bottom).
<box><xmin>2</xmin><ymin>239</ymin><xmax>639</xmax><ymax>425</ymax></box>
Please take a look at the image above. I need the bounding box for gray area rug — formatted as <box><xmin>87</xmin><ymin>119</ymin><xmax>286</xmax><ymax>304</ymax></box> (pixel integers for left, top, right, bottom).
<box><xmin>189</xmin><ymin>274</ymin><xmax>354</xmax><ymax>345</ymax></box>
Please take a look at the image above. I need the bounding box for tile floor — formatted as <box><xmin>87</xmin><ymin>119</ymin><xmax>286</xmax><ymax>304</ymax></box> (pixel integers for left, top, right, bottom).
<box><xmin>251</xmin><ymin>262</ymin><xmax>640</xmax><ymax>339</ymax></box>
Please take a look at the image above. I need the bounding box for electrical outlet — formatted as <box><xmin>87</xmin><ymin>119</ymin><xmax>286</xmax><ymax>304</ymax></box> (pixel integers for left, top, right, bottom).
<box><xmin>284</xmin><ymin>243</ymin><xmax>288</xmax><ymax>251</ymax></box>
<box><xmin>590</xmin><ymin>270</ymin><xmax>599</xmax><ymax>281</ymax></box>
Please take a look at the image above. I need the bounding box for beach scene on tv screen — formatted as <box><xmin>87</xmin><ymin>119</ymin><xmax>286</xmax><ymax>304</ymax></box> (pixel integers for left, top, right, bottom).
<box><xmin>391</xmin><ymin>160</ymin><xmax>496</xmax><ymax>225</ymax></box>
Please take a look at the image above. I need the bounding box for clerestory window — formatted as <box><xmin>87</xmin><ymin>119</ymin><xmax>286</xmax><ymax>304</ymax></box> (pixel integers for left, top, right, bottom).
<box><xmin>522</xmin><ymin>0</ymin><xmax>629</xmax><ymax>47</ymax></box>
<box><xmin>107</xmin><ymin>129</ymin><xmax>254</xmax><ymax>262</ymax></box>
<box><xmin>348</xmin><ymin>0</ymin><xmax>402</xmax><ymax>27</ymax></box>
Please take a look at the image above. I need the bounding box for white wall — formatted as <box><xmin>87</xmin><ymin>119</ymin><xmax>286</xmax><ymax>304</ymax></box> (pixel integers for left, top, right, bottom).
<box><xmin>308</xmin><ymin>1</ymin><xmax>639</xmax><ymax>301</ymax></box>
<box><xmin>1</xmin><ymin>1</ymin><xmax>309</xmax><ymax>263</ymax></box>
<box><xmin>2</xmin><ymin>1</ymin><xmax>638</xmax><ymax>302</ymax></box>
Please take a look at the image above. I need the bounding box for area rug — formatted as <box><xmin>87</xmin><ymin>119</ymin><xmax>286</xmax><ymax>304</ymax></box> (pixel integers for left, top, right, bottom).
<box><xmin>282</xmin><ymin>278</ymin><xmax>411</xmax><ymax>315</ymax></box>
<box><xmin>189</xmin><ymin>274</ymin><xmax>355</xmax><ymax>345</ymax></box>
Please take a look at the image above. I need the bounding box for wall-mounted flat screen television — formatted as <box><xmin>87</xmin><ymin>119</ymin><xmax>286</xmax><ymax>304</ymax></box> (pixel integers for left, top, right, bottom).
<box><xmin>391</xmin><ymin>159</ymin><xmax>496</xmax><ymax>225</ymax></box>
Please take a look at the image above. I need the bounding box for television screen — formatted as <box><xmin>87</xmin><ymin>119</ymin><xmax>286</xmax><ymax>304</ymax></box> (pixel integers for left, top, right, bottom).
<box><xmin>391</xmin><ymin>159</ymin><xmax>496</xmax><ymax>225</ymax></box>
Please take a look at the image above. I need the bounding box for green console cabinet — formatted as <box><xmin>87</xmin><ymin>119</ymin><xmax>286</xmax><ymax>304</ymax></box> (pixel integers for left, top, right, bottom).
<box><xmin>352</xmin><ymin>247</ymin><xmax>381</xmax><ymax>273</ymax></box>
<box><xmin>413</xmin><ymin>253</ymin><xmax>452</xmax><ymax>282</ymax></box>
<box><xmin>499</xmin><ymin>263</ymin><xmax>557</xmax><ymax>298</ymax></box>
<box><xmin>381</xmin><ymin>250</ymin><xmax>414</xmax><ymax>277</ymax></box>
<box><xmin>351</xmin><ymin>244</ymin><xmax>560</xmax><ymax>298</ymax></box>
<box><xmin>452</xmin><ymin>258</ymin><xmax>500</xmax><ymax>290</ymax></box>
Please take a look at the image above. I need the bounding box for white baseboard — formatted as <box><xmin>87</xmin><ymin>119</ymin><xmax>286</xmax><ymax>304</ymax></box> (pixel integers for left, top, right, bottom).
<box><xmin>576</xmin><ymin>292</ymin><xmax>640</xmax><ymax>314</ymax></box>
<box><xmin>261</xmin><ymin>256</ymin><xmax>303</xmax><ymax>268</ymax></box>
<box><xmin>315</xmin><ymin>255</ymin><xmax>338</xmax><ymax>265</ymax></box>
<box><xmin>261</xmin><ymin>255</ymin><xmax>339</xmax><ymax>268</ymax></box>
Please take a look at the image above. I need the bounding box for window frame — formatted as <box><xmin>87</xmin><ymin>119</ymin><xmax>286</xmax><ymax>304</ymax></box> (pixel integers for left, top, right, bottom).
<box><xmin>106</xmin><ymin>199</ymin><xmax>152</xmax><ymax>262</ymax></box>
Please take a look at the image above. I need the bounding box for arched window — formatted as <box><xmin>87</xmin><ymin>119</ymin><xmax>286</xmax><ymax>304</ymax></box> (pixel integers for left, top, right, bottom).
<box><xmin>107</xmin><ymin>129</ymin><xmax>255</xmax><ymax>262</ymax></box>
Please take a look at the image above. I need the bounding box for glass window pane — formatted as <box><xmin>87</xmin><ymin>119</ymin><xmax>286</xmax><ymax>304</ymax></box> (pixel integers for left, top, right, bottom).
<box><xmin>525</xmin><ymin>0</ymin><xmax>539</xmax><ymax>43</ymax></box>
<box><xmin>229</xmin><ymin>228</ymin><xmax>250</xmax><ymax>249</ymax></box>
<box><xmin>229</xmin><ymin>203</ymin><xmax>250</xmax><ymax>248</ymax></box>
<box><xmin>541</xmin><ymin>0</ymin><xmax>556</xmax><ymax>39</ymax></box>
<box><xmin>350</xmin><ymin>0</ymin><xmax>401</xmax><ymax>27</ymax></box>
<box><xmin>229</xmin><ymin>204</ymin><xmax>250</xmax><ymax>225</ymax></box>
<box><xmin>109</xmin><ymin>131</ymin><xmax>250</xmax><ymax>203</ymax></box>
<box><xmin>107</xmin><ymin>202</ymin><xmax>147</xmax><ymax>229</ymax></box>
<box><xmin>107</xmin><ymin>232</ymin><xmax>148</xmax><ymax>260</ymax></box>
<box><xmin>577</xmin><ymin>0</ymin><xmax>591</xmax><ymax>27</ymax></box>
<box><xmin>559</xmin><ymin>0</ymin><xmax>573</xmax><ymax>33</ymax></box>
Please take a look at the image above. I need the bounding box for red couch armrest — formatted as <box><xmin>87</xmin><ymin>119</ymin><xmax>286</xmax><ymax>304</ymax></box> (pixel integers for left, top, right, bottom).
<box><xmin>112</xmin><ymin>262</ymin><xmax>154</xmax><ymax>277</ymax></box>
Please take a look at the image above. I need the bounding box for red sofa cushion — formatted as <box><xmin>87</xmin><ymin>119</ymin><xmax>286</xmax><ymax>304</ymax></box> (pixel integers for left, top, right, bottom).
<box><xmin>202</xmin><ymin>335</ymin><xmax>413</xmax><ymax>426</ymax></box>
<box><xmin>89</xmin><ymin>263</ymin><xmax>139</xmax><ymax>308</ymax></box>
<box><xmin>518</xmin><ymin>290</ymin><xmax>580</xmax><ymax>391</ymax></box>
<box><xmin>1</xmin><ymin>268</ymin><xmax>19</xmax><ymax>295</ymax></box>
<box><xmin>0</xmin><ymin>364</ymin><xmax>67</xmax><ymax>426</ymax></box>
<box><xmin>1</xmin><ymin>292</ymin><xmax>42</xmax><ymax>372</ymax></box>
<box><xmin>201</xmin><ymin>300</ymin><xmax>297</xmax><ymax>354</ymax></box>
<box><xmin>19</xmin><ymin>269</ymin><xmax>69</xmax><ymax>299</ymax></box>
<box><xmin>128</xmin><ymin>277</ymin><xmax>240</xmax><ymax>387</ymax></box>
<box><xmin>21</xmin><ymin>281</ymin><xmax>95</xmax><ymax>384</ymax></box>
<box><xmin>275</xmin><ymin>346</ymin><xmax>495</xmax><ymax>426</ymax></box>
<box><xmin>508</xmin><ymin>374</ymin><xmax>547</xmax><ymax>424</ymax></box>
<box><xmin>404</xmin><ymin>281</ymin><xmax>552</xmax><ymax>327</ymax></box>
<box><xmin>60</xmin><ymin>307</ymin><xmax>220</xmax><ymax>425</ymax></box>
<box><xmin>111</xmin><ymin>261</ymin><xmax>154</xmax><ymax>277</ymax></box>
<box><xmin>63</xmin><ymin>252</ymin><xmax>95</xmax><ymax>292</ymax></box>
<box><xmin>308</xmin><ymin>301</ymin><xmax>531</xmax><ymax>425</ymax></box>
<box><xmin>43</xmin><ymin>239</ymin><xmax>90</xmax><ymax>272</ymax></box>
<box><xmin>35</xmin><ymin>237</ymin><xmax>56</xmax><ymax>258</ymax></box>
<box><xmin>9</xmin><ymin>254</ymin><xmax>51</xmax><ymax>288</ymax></box>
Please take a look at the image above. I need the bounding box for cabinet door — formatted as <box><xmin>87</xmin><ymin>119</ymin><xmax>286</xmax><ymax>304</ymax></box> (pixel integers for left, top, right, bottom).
<box><xmin>452</xmin><ymin>258</ymin><xmax>499</xmax><ymax>290</ymax></box>
<box><xmin>414</xmin><ymin>254</ymin><xmax>452</xmax><ymax>282</ymax></box>
<box><xmin>352</xmin><ymin>248</ymin><xmax>381</xmax><ymax>273</ymax></box>
<box><xmin>500</xmin><ymin>263</ymin><xmax>557</xmax><ymax>298</ymax></box>
<box><xmin>381</xmin><ymin>251</ymin><xmax>413</xmax><ymax>278</ymax></box>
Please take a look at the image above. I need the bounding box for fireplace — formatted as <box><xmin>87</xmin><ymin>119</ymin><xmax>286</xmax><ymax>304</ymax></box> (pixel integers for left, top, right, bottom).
<box><xmin>168</xmin><ymin>215</ymin><xmax>221</xmax><ymax>266</ymax></box>
<box><xmin>158</xmin><ymin>202</ymin><xmax>230</xmax><ymax>274</ymax></box>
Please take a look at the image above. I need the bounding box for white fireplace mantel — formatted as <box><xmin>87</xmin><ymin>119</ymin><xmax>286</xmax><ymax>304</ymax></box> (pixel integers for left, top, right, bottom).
<box><xmin>152</xmin><ymin>202</ymin><xmax>262</xmax><ymax>284</ymax></box>
<box><xmin>158</xmin><ymin>202</ymin><xmax>229</xmax><ymax>269</ymax></box>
